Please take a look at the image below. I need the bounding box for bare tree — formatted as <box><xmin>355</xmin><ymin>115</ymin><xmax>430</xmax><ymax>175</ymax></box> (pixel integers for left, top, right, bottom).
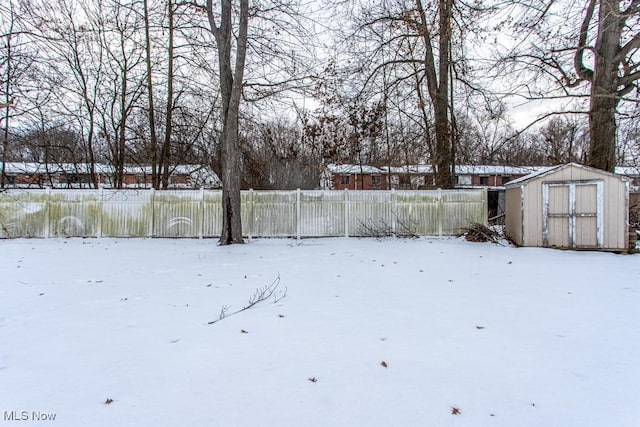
<box><xmin>98</xmin><ymin>0</ymin><xmax>145</xmax><ymax>188</ymax></box>
<box><xmin>141</xmin><ymin>0</ymin><xmax>161</xmax><ymax>188</ymax></box>
<box><xmin>334</xmin><ymin>0</ymin><xmax>494</xmax><ymax>187</ymax></box>
<box><xmin>1</xmin><ymin>0</ymin><xmax>39</xmax><ymax>187</ymax></box>
<box><xmin>206</xmin><ymin>0</ymin><xmax>248</xmax><ymax>244</ymax></box>
<box><xmin>25</xmin><ymin>0</ymin><xmax>109</xmax><ymax>187</ymax></box>
<box><xmin>497</xmin><ymin>0</ymin><xmax>639</xmax><ymax>172</ymax></box>
<box><xmin>0</xmin><ymin>0</ymin><xmax>18</xmax><ymax>188</ymax></box>
<box><xmin>577</xmin><ymin>0</ymin><xmax>640</xmax><ymax>171</ymax></box>
<box><xmin>240</xmin><ymin>119</ymin><xmax>323</xmax><ymax>189</ymax></box>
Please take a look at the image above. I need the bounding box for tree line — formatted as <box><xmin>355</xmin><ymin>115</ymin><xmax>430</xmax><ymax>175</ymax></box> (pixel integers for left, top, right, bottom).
<box><xmin>1</xmin><ymin>0</ymin><xmax>638</xmax><ymax>243</ymax></box>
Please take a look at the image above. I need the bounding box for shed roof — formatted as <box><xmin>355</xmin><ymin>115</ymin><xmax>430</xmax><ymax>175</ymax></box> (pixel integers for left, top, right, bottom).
<box><xmin>504</xmin><ymin>163</ymin><xmax>629</xmax><ymax>188</ymax></box>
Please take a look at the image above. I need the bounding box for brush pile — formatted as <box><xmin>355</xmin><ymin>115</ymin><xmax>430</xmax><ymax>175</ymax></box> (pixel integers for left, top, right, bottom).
<box><xmin>461</xmin><ymin>223</ymin><xmax>502</xmax><ymax>243</ymax></box>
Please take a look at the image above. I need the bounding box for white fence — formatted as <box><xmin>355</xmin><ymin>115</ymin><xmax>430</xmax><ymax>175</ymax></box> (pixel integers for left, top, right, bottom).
<box><xmin>0</xmin><ymin>188</ymin><xmax>487</xmax><ymax>239</ymax></box>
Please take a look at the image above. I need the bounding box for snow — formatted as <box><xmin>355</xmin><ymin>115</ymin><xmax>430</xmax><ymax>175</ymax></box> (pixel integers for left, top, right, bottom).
<box><xmin>1</xmin><ymin>237</ymin><xmax>639</xmax><ymax>426</ymax></box>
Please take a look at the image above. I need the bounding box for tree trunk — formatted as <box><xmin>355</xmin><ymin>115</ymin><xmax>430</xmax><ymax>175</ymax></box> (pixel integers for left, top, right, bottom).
<box><xmin>588</xmin><ymin>95</ymin><xmax>617</xmax><ymax>172</ymax></box>
<box><xmin>160</xmin><ymin>0</ymin><xmax>175</xmax><ymax>190</ymax></box>
<box><xmin>433</xmin><ymin>101</ymin><xmax>454</xmax><ymax>188</ymax></box>
<box><xmin>416</xmin><ymin>0</ymin><xmax>455</xmax><ymax>189</ymax></box>
<box><xmin>586</xmin><ymin>0</ymin><xmax>621</xmax><ymax>172</ymax></box>
<box><xmin>143</xmin><ymin>0</ymin><xmax>159</xmax><ymax>188</ymax></box>
<box><xmin>208</xmin><ymin>0</ymin><xmax>248</xmax><ymax>245</ymax></box>
<box><xmin>433</xmin><ymin>0</ymin><xmax>455</xmax><ymax>188</ymax></box>
<box><xmin>220</xmin><ymin>115</ymin><xmax>243</xmax><ymax>244</ymax></box>
<box><xmin>0</xmin><ymin>6</ymin><xmax>13</xmax><ymax>189</ymax></box>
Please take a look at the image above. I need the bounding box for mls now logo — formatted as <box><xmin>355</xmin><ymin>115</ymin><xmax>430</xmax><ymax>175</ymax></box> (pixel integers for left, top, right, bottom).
<box><xmin>3</xmin><ymin>410</ymin><xmax>57</xmax><ymax>421</ymax></box>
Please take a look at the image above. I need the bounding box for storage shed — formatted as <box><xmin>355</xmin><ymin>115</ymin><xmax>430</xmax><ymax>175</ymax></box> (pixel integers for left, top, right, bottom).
<box><xmin>505</xmin><ymin>163</ymin><xmax>630</xmax><ymax>251</ymax></box>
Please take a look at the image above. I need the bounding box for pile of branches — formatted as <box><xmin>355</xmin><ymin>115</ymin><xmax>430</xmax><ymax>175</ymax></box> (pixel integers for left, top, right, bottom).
<box><xmin>358</xmin><ymin>216</ymin><xmax>419</xmax><ymax>239</ymax></box>
<box><xmin>630</xmin><ymin>203</ymin><xmax>639</xmax><ymax>229</ymax></box>
<box><xmin>460</xmin><ymin>223</ymin><xmax>502</xmax><ymax>244</ymax></box>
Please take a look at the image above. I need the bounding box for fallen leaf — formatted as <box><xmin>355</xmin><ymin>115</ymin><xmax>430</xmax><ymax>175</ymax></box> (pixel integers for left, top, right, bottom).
<box><xmin>451</xmin><ymin>407</ymin><xmax>460</xmax><ymax>415</ymax></box>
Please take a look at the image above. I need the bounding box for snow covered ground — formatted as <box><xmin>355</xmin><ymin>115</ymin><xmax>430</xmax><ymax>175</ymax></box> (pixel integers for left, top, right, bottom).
<box><xmin>0</xmin><ymin>237</ymin><xmax>638</xmax><ymax>426</ymax></box>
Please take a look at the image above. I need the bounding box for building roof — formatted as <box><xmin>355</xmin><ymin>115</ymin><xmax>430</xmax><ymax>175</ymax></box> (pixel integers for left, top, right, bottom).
<box><xmin>3</xmin><ymin>162</ymin><xmax>221</xmax><ymax>187</ymax></box>
<box><xmin>504</xmin><ymin>163</ymin><xmax>629</xmax><ymax>188</ymax></box>
<box><xmin>380</xmin><ymin>165</ymin><xmax>546</xmax><ymax>175</ymax></box>
<box><xmin>455</xmin><ymin>165</ymin><xmax>544</xmax><ymax>175</ymax></box>
<box><xmin>381</xmin><ymin>165</ymin><xmax>433</xmax><ymax>174</ymax></box>
<box><xmin>327</xmin><ymin>164</ymin><xmax>385</xmax><ymax>174</ymax></box>
<box><xmin>615</xmin><ymin>166</ymin><xmax>640</xmax><ymax>176</ymax></box>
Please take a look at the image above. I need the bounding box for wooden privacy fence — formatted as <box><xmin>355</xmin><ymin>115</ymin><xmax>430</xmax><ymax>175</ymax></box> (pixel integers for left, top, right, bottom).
<box><xmin>0</xmin><ymin>188</ymin><xmax>487</xmax><ymax>239</ymax></box>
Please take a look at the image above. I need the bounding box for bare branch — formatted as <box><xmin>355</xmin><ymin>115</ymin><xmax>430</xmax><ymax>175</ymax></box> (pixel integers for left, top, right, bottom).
<box><xmin>207</xmin><ymin>275</ymin><xmax>286</xmax><ymax>325</ymax></box>
<box><xmin>574</xmin><ymin>0</ymin><xmax>596</xmax><ymax>82</ymax></box>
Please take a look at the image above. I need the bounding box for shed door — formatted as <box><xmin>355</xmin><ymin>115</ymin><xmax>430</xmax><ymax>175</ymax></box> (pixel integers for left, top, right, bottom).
<box><xmin>543</xmin><ymin>181</ymin><xmax>603</xmax><ymax>249</ymax></box>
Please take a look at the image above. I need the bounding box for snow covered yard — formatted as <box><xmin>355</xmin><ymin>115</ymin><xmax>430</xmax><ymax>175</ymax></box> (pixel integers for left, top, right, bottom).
<box><xmin>0</xmin><ymin>237</ymin><xmax>639</xmax><ymax>427</ymax></box>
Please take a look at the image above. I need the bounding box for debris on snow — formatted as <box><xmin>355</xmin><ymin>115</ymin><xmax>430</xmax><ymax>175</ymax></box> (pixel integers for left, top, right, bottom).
<box><xmin>460</xmin><ymin>223</ymin><xmax>502</xmax><ymax>244</ymax></box>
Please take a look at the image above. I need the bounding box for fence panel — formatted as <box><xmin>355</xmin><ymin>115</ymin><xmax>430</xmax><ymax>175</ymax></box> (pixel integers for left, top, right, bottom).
<box><xmin>48</xmin><ymin>190</ymin><xmax>101</xmax><ymax>237</ymax></box>
<box><xmin>299</xmin><ymin>191</ymin><xmax>346</xmax><ymax>237</ymax></box>
<box><xmin>0</xmin><ymin>188</ymin><xmax>487</xmax><ymax>238</ymax></box>
<box><xmin>300</xmin><ymin>190</ymin><xmax>346</xmax><ymax>237</ymax></box>
<box><xmin>441</xmin><ymin>189</ymin><xmax>487</xmax><ymax>234</ymax></box>
<box><xmin>102</xmin><ymin>190</ymin><xmax>151</xmax><ymax>237</ymax></box>
<box><xmin>246</xmin><ymin>191</ymin><xmax>297</xmax><ymax>237</ymax></box>
<box><xmin>395</xmin><ymin>191</ymin><xmax>441</xmax><ymax>235</ymax></box>
<box><xmin>0</xmin><ymin>190</ymin><xmax>49</xmax><ymax>238</ymax></box>
<box><xmin>348</xmin><ymin>191</ymin><xmax>392</xmax><ymax>236</ymax></box>
<box><xmin>153</xmin><ymin>190</ymin><xmax>202</xmax><ymax>237</ymax></box>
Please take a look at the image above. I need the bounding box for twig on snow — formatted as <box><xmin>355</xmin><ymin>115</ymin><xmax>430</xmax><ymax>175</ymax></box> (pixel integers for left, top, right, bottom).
<box><xmin>208</xmin><ymin>275</ymin><xmax>287</xmax><ymax>325</ymax></box>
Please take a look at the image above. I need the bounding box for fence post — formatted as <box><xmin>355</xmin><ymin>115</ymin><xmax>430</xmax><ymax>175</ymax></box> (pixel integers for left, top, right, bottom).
<box><xmin>97</xmin><ymin>185</ymin><xmax>103</xmax><ymax>238</ymax></box>
<box><xmin>149</xmin><ymin>187</ymin><xmax>155</xmax><ymax>237</ymax></box>
<box><xmin>391</xmin><ymin>188</ymin><xmax>396</xmax><ymax>234</ymax></box>
<box><xmin>483</xmin><ymin>188</ymin><xmax>488</xmax><ymax>226</ymax></box>
<box><xmin>344</xmin><ymin>188</ymin><xmax>349</xmax><ymax>238</ymax></box>
<box><xmin>199</xmin><ymin>187</ymin><xmax>205</xmax><ymax>239</ymax></box>
<box><xmin>438</xmin><ymin>188</ymin><xmax>443</xmax><ymax>237</ymax></box>
<box><xmin>44</xmin><ymin>186</ymin><xmax>51</xmax><ymax>238</ymax></box>
<box><xmin>296</xmin><ymin>188</ymin><xmax>301</xmax><ymax>241</ymax></box>
<box><xmin>248</xmin><ymin>189</ymin><xmax>254</xmax><ymax>241</ymax></box>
